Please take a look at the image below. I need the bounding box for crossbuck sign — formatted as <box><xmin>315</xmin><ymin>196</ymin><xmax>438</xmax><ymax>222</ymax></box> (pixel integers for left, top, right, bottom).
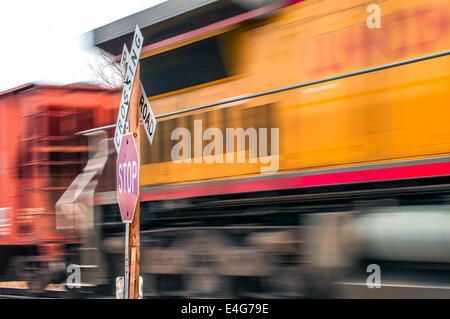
<box><xmin>114</xmin><ymin>25</ymin><xmax>157</xmax><ymax>152</ymax></box>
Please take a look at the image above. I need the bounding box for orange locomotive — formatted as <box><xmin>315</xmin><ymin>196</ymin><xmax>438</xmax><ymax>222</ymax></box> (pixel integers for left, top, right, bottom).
<box><xmin>94</xmin><ymin>0</ymin><xmax>450</xmax><ymax>297</ymax></box>
<box><xmin>89</xmin><ymin>0</ymin><xmax>450</xmax><ymax>298</ymax></box>
<box><xmin>0</xmin><ymin>83</ymin><xmax>119</xmax><ymax>292</ymax></box>
<box><xmin>90</xmin><ymin>0</ymin><xmax>450</xmax><ymax>297</ymax></box>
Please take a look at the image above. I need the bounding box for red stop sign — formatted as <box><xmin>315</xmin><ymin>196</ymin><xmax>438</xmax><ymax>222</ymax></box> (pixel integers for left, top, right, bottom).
<box><xmin>117</xmin><ymin>133</ymin><xmax>139</xmax><ymax>223</ymax></box>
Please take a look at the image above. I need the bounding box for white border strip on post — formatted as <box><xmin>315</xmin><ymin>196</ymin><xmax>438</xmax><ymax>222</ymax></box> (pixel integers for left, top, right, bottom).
<box><xmin>124</xmin><ymin>223</ymin><xmax>130</xmax><ymax>299</ymax></box>
<box><xmin>114</xmin><ymin>25</ymin><xmax>144</xmax><ymax>153</ymax></box>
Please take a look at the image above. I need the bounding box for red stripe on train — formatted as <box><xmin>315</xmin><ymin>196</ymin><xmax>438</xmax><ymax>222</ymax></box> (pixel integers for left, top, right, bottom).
<box><xmin>141</xmin><ymin>161</ymin><xmax>450</xmax><ymax>201</ymax></box>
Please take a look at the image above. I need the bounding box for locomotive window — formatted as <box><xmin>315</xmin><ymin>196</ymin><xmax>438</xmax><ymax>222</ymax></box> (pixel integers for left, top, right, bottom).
<box><xmin>233</xmin><ymin>104</ymin><xmax>275</xmax><ymax>157</ymax></box>
<box><xmin>158</xmin><ymin>120</ymin><xmax>170</xmax><ymax>163</ymax></box>
<box><xmin>142</xmin><ymin>104</ymin><xmax>275</xmax><ymax>165</ymax></box>
<box><xmin>241</xmin><ymin>104</ymin><xmax>274</xmax><ymax>134</ymax></box>
<box><xmin>140</xmin><ymin>34</ymin><xmax>233</xmax><ymax>97</ymax></box>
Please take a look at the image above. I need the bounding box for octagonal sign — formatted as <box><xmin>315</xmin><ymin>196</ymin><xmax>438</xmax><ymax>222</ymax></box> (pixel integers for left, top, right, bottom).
<box><xmin>117</xmin><ymin>133</ymin><xmax>139</xmax><ymax>223</ymax></box>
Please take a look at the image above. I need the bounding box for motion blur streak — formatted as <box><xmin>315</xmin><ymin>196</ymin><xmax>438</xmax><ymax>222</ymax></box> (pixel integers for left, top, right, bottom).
<box><xmin>1</xmin><ymin>0</ymin><xmax>450</xmax><ymax>298</ymax></box>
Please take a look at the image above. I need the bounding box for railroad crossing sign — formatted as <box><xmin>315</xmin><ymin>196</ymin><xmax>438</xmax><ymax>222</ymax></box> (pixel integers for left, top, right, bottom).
<box><xmin>116</xmin><ymin>133</ymin><xmax>139</xmax><ymax>223</ymax></box>
<box><xmin>115</xmin><ymin>25</ymin><xmax>157</xmax><ymax>222</ymax></box>
<box><xmin>114</xmin><ymin>25</ymin><xmax>144</xmax><ymax>152</ymax></box>
<box><xmin>139</xmin><ymin>85</ymin><xmax>157</xmax><ymax>144</ymax></box>
<box><xmin>118</xmin><ymin>31</ymin><xmax>157</xmax><ymax>148</ymax></box>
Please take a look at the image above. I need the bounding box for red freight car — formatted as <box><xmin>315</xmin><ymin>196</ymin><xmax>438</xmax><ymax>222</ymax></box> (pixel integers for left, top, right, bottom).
<box><xmin>0</xmin><ymin>83</ymin><xmax>119</xmax><ymax>291</ymax></box>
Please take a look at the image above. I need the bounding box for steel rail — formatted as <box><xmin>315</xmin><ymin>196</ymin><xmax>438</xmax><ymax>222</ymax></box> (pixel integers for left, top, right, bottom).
<box><xmin>76</xmin><ymin>50</ymin><xmax>450</xmax><ymax>135</ymax></box>
<box><xmin>140</xmin><ymin>225</ymin><xmax>305</xmax><ymax>234</ymax></box>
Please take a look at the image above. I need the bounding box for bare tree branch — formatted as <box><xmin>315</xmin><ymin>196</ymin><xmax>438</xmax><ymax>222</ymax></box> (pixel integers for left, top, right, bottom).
<box><xmin>89</xmin><ymin>48</ymin><xmax>124</xmax><ymax>88</ymax></box>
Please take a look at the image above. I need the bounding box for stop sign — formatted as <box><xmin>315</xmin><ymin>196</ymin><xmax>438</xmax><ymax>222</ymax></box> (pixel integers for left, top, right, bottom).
<box><xmin>117</xmin><ymin>133</ymin><xmax>139</xmax><ymax>223</ymax></box>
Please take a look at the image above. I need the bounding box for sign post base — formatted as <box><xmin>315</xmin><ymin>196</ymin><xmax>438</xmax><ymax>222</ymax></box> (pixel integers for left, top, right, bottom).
<box><xmin>115</xmin><ymin>276</ymin><xmax>143</xmax><ymax>299</ymax></box>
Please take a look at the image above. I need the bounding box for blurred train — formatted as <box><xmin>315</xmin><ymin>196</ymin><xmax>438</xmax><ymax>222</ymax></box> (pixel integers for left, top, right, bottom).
<box><xmin>0</xmin><ymin>83</ymin><xmax>120</xmax><ymax>292</ymax></box>
<box><xmin>2</xmin><ymin>0</ymin><xmax>450</xmax><ymax>298</ymax></box>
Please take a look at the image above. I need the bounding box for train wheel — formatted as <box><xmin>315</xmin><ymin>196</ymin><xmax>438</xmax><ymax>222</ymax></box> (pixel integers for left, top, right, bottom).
<box><xmin>11</xmin><ymin>256</ymin><xmax>50</xmax><ymax>294</ymax></box>
<box><xmin>179</xmin><ymin>230</ymin><xmax>233</xmax><ymax>298</ymax></box>
<box><xmin>184</xmin><ymin>273</ymin><xmax>232</xmax><ymax>298</ymax></box>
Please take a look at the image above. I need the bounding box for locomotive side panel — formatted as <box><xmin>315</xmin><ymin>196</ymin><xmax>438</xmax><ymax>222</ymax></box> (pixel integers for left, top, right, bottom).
<box><xmin>137</xmin><ymin>0</ymin><xmax>450</xmax><ymax>192</ymax></box>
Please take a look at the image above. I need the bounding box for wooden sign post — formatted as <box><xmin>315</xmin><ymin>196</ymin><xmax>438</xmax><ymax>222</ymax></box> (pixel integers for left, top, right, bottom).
<box><xmin>127</xmin><ymin>65</ymin><xmax>141</xmax><ymax>299</ymax></box>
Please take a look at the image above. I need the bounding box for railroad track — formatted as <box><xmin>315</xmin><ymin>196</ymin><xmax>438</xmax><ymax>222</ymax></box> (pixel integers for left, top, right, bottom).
<box><xmin>0</xmin><ymin>282</ymin><xmax>67</xmax><ymax>299</ymax></box>
<box><xmin>0</xmin><ymin>282</ymin><xmax>111</xmax><ymax>299</ymax></box>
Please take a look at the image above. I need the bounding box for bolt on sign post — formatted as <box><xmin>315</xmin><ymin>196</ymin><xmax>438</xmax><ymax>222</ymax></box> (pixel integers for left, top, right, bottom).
<box><xmin>115</xmin><ymin>26</ymin><xmax>157</xmax><ymax>299</ymax></box>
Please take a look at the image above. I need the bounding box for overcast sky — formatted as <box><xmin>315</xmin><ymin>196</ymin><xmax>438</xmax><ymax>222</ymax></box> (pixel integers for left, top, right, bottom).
<box><xmin>0</xmin><ymin>0</ymin><xmax>167</xmax><ymax>92</ymax></box>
